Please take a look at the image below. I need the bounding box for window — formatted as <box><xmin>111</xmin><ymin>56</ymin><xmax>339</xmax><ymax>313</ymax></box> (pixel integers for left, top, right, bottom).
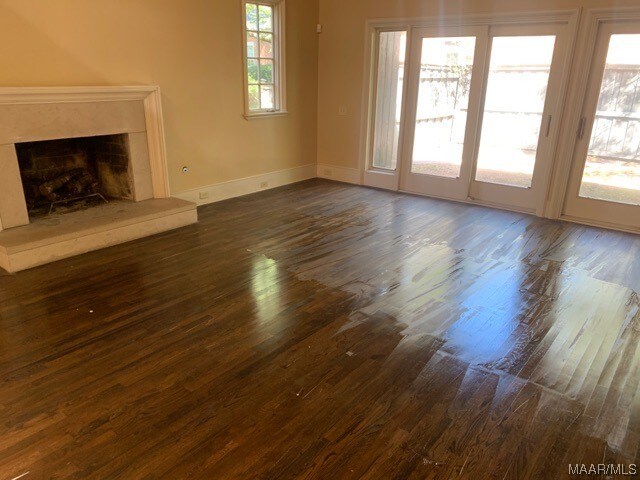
<box><xmin>242</xmin><ymin>0</ymin><xmax>286</xmax><ymax>117</ymax></box>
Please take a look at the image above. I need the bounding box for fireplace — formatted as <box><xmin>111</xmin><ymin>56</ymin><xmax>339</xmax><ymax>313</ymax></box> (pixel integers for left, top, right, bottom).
<box><xmin>0</xmin><ymin>86</ymin><xmax>198</xmax><ymax>273</ymax></box>
<box><xmin>16</xmin><ymin>134</ymin><xmax>134</xmax><ymax>219</ymax></box>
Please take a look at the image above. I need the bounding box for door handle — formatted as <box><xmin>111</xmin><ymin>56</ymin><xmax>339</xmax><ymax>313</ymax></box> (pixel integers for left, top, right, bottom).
<box><xmin>545</xmin><ymin>115</ymin><xmax>552</xmax><ymax>137</ymax></box>
<box><xmin>577</xmin><ymin>117</ymin><xmax>587</xmax><ymax>140</ymax></box>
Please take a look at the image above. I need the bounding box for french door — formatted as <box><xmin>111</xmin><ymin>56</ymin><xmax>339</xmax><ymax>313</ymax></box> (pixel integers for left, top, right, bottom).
<box><xmin>467</xmin><ymin>25</ymin><xmax>569</xmax><ymax>213</ymax></box>
<box><xmin>399</xmin><ymin>26</ymin><xmax>488</xmax><ymax>200</ymax></box>
<box><xmin>367</xmin><ymin>22</ymin><xmax>572</xmax><ymax>214</ymax></box>
<box><xmin>563</xmin><ymin>22</ymin><xmax>640</xmax><ymax>230</ymax></box>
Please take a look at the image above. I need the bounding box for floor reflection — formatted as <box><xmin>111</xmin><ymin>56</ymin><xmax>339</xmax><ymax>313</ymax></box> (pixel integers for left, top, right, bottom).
<box><xmin>251</xmin><ymin>255</ymin><xmax>281</xmax><ymax>322</ymax></box>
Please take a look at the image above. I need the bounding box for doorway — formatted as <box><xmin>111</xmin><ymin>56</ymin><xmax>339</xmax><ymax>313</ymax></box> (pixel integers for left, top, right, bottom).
<box><xmin>400</xmin><ymin>26</ymin><xmax>571</xmax><ymax>214</ymax></box>
<box><xmin>562</xmin><ymin>22</ymin><xmax>640</xmax><ymax>231</ymax></box>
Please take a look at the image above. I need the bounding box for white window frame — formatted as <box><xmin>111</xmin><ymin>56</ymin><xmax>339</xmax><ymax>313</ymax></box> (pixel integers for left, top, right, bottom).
<box><xmin>241</xmin><ymin>0</ymin><xmax>287</xmax><ymax>119</ymax></box>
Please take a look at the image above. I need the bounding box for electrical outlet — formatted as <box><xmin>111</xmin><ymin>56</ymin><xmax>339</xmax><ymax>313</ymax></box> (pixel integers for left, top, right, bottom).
<box><xmin>260</xmin><ymin>181</ymin><xmax>269</xmax><ymax>189</ymax></box>
<box><xmin>199</xmin><ymin>191</ymin><xmax>210</xmax><ymax>200</ymax></box>
<box><xmin>323</xmin><ymin>168</ymin><xmax>332</xmax><ymax>177</ymax></box>
<box><xmin>338</xmin><ymin>106</ymin><xmax>348</xmax><ymax>116</ymax></box>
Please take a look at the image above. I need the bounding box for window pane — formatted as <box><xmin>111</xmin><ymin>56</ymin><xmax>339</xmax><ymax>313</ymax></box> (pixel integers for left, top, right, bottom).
<box><xmin>579</xmin><ymin>34</ymin><xmax>640</xmax><ymax>206</ymax></box>
<box><xmin>258</xmin><ymin>5</ymin><xmax>273</xmax><ymax>32</ymax></box>
<box><xmin>260</xmin><ymin>33</ymin><xmax>274</xmax><ymax>59</ymax></box>
<box><xmin>246</xmin><ymin>3</ymin><xmax>258</xmax><ymax>31</ymax></box>
<box><xmin>247</xmin><ymin>32</ymin><xmax>259</xmax><ymax>58</ymax></box>
<box><xmin>410</xmin><ymin>37</ymin><xmax>476</xmax><ymax>177</ymax></box>
<box><xmin>243</xmin><ymin>2</ymin><xmax>280</xmax><ymax>115</ymax></box>
<box><xmin>247</xmin><ymin>59</ymin><xmax>259</xmax><ymax>83</ymax></box>
<box><xmin>259</xmin><ymin>59</ymin><xmax>273</xmax><ymax>84</ymax></box>
<box><xmin>475</xmin><ymin>36</ymin><xmax>556</xmax><ymax>188</ymax></box>
<box><xmin>371</xmin><ymin>31</ymin><xmax>406</xmax><ymax>170</ymax></box>
<box><xmin>261</xmin><ymin>85</ymin><xmax>275</xmax><ymax>109</ymax></box>
<box><xmin>248</xmin><ymin>85</ymin><xmax>260</xmax><ymax>110</ymax></box>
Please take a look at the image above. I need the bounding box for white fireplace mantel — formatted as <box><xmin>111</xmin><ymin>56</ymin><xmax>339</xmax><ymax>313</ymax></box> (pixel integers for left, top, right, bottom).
<box><xmin>0</xmin><ymin>86</ymin><xmax>197</xmax><ymax>273</ymax></box>
<box><xmin>0</xmin><ymin>85</ymin><xmax>172</xmax><ymax>232</ymax></box>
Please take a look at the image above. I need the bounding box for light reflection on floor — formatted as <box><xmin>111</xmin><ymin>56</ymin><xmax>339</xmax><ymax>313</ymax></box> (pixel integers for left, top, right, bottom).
<box><xmin>251</xmin><ymin>255</ymin><xmax>281</xmax><ymax>322</ymax></box>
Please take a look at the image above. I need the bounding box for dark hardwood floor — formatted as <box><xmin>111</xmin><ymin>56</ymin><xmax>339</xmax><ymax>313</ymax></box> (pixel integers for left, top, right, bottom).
<box><xmin>1</xmin><ymin>179</ymin><xmax>640</xmax><ymax>479</ymax></box>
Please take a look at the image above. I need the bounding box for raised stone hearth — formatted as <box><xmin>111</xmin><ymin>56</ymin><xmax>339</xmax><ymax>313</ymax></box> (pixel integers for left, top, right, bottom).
<box><xmin>0</xmin><ymin>86</ymin><xmax>197</xmax><ymax>273</ymax></box>
<box><xmin>0</xmin><ymin>198</ymin><xmax>196</xmax><ymax>273</ymax></box>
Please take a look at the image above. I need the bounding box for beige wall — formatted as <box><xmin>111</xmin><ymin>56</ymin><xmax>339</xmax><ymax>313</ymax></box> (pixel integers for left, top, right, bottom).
<box><xmin>317</xmin><ymin>0</ymin><xmax>640</xmax><ymax>170</ymax></box>
<box><xmin>0</xmin><ymin>0</ymin><xmax>319</xmax><ymax>194</ymax></box>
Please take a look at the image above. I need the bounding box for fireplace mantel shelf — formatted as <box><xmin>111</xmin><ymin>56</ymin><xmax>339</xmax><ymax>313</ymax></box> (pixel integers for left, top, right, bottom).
<box><xmin>0</xmin><ymin>86</ymin><xmax>161</xmax><ymax>105</ymax></box>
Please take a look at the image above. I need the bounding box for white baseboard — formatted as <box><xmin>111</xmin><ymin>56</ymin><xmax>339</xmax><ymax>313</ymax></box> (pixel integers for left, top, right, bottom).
<box><xmin>174</xmin><ymin>164</ymin><xmax>316</xmax><ymax>206</ymax></box>
<box><xmin>317</xmin><ymin>164</ymin><xmax>361</xmax><ymax>185</ymax></box>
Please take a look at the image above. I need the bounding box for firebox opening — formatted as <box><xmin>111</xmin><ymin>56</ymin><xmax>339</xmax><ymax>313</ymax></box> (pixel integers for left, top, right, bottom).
<box><xmin>16</xmin><ymin>134</ymin><xmax>133</xmax><ymax>219</ymax></box>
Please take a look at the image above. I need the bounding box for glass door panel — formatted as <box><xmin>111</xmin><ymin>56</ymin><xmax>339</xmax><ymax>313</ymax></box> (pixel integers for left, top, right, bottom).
<box><xmin>475</xmin><ymin>36</ymin><xmax>556</xmax><ymax>188</ymax></box>
<box><xmin>564</xmin><ymin>24</ymin><xmax>640</xmax><ymax>231</ymax></box>
<box><xmin>578</xmin><ymin>34</ymin><xmax>640</xmax><ymax>205</ymax></box>
<box><xmin>371</xmin><ymin>31</ymin><xmax>407</xmax><ymax>171</ymax></box>
<box><xmin>410</xmin><ymin>37</ymin><xmax>476</xmax><ymax>178</ymax></box>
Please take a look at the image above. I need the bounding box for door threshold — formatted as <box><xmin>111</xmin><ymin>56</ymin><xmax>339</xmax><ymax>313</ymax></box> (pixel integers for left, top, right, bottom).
<box><xmin>398</xmin><ymin>187</ymin><xmax>536</xmax><ymax>216</ymax></box>
<box><xmin>560</xmin><ymin>214</ymin><xmax>640</xmax><ymax>236</ymax></box>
